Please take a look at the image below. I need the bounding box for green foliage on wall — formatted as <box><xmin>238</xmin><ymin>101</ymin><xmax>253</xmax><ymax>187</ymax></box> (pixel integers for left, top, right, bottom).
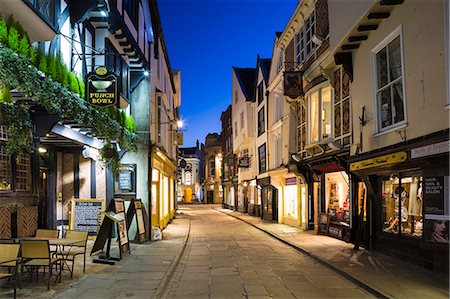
<box><xmin>69</xmin><ymin>72</ymin><xmax>80</xmax><ymax>94</ymax></box>
<box><xmin>0</xmin><ymin>85</ymin><xmax>12</xmax><ymax>103</ymax></box>
<box><xmin>125</xmin><ymin>114</ymin><xmax>136</xmax><ymax>133</ymax></box>
<box><xmin>18</xmin><ymin>35</ymin><xmax>29</xmax><ymax>57</ymax></box>
<box><xmin>0</xmin><ymin>15</ymin><xmax>137</xmax><ymax>157</ymax></box>
<box><xmin>7</xmin><ymin>27</ymin><xmax>19</xmax><ymax>52</ymax></box>
<box><xmin>38</xmin><ymin>52</ymin><xmax>47</xmax><ymax>74</ymax></box>
<box><xmin>0</xmin><ymin>45</ymin><xmax>136</xmax><ymax>155</ymax></box>
<box><xmin>0</xmin><ymin>19</ymin><xmax>7</xmax><ymax>44</ymax></box>
<box><xmin>47</xmin><ymin>55</ymin><xmax>57</xmax><ymax>80</ymax></box>
<box><xmin>77</xmin><ymin>75</ymin><xmax>85</xmax><ymax>98</ymax></box>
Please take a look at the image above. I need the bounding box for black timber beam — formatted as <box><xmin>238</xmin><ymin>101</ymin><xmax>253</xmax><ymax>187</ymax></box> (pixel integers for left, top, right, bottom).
<box><xmin>348</xmin><ymin>35</ymin><xmax>368</xmax><ymax>42</ymax></box>
<box><xmin>367</xmin><ymin>12</ymin><xmax>390</xmax><ymax>19</ymax></box>
<box><xmin>380</xmin><ymin>0</ymin><xmax>404</xmax><ymax>5</ymax></box>
<box><xmin>358</xmin><ymin>24</ymin><xmax>379</xmax><ymax>31</ymax></box>
<box><xmin>341</xmin><ymin>44</ymin><xmax>360</xmax><ymax>50</ymax></box>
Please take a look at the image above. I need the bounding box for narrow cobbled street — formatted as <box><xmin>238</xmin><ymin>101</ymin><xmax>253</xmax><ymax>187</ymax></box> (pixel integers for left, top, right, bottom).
<box><xmin>162</xmin><ymin>205</ymin><xmax>371</xmax><ymax>299</ymax></box>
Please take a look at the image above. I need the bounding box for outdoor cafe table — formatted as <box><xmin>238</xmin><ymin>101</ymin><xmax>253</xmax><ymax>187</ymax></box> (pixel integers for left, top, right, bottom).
<box><xmin>17</xmin><ymin>237</ymin><xmax>84</xmax><ymax>247</ymax></box>
<box><xmin>0</xmin><ymin>257</ymin><xmax>20</xmax><ymax>265</ymax></box>
<box><xmin>16</xmin><ymin>237</ymin><xmax>85</xmax><ymax>276</ymax></box>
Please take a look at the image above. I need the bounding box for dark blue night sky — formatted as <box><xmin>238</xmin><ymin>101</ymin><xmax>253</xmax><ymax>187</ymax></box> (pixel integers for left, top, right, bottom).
<box><xmin>158</xmin><ymin>0</ymin><xmax>297</xmax><ymax>147</ymax></box>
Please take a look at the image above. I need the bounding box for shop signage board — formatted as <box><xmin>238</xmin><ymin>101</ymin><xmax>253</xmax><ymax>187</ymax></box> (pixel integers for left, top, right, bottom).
<box><xmin>285</xmin><ymin>177</ymin><xmax>297</xmax><ymax>186</ymax></box>
<box><xmin>91</xmin><ymin>199</ymin><xmax>130</xmax><ymax>264</ymax></box>
<box><xmin>318</xmin><ymin>213</ymin><xmax>330</xmax><ymax>235</ymax></box>
<box><xmin>118</xmin><ymin>172</ymin><xmax>132</xmax><ymax>191</ymax></box>
<box><xmin>126</xmin><ymin>198</ymin><xmax>148</xmax><ymax>244</ymax></box>
<box><xmin>115</xmin><ymin>164</ymin><xmax>136</xmax><ymax>195</ymax></box>
<box><xmin>328</xmin><ymin>224</ymin><xmax>345</xmax><ymax>240</ymax></box>
<box><xmin>349</xmin><ymin>151</ymin><xmax>407</xmax><ymax>171</ymax></box>
<box><xmin>411</xmin><ymin>140</ymin><xmax>450</xmax><ymax>159</ymax></box>
<box><xmin>238</xmin><ymin>157</ymin><xmax>250</xmax><ymax>168</ymax></box>
<box><xmin>175</xmin><ymin>132</ymin><xmax>184</xmax><ymax>146</ymax></box>
<box><xmin>424</xmin><ymin>177</ymin><xmax>445</xmax><ymax>215</ymax></box>
<box><xmin>114</xmin><ymin>199</ymin><xmax>130</xmax><ymax>257</ymax></box>
<box><xmin>284</xmin><ymin>70</ymin><xmax>304</xmax><ymax>99</ymax></box>
<box><xmin>70</xmin><ymin>199</ymin><xmax>105</xmax><ymax>235</ymax></box>
<box><xmin>86</xmin><ymin>67</ymin><xmax>118</xmax><ymax>107</ymax></box>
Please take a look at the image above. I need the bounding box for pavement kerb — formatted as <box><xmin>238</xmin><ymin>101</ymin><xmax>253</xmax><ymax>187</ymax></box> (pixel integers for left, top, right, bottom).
<box><xmin>216</xmin><ymin>208</ymin><xmax>392</xmax><ymax>299</ymax></box>
<box><xmin>153</xmin><ymin>218</ymin><xmax>191</xmax><ymax>299</ymax></box>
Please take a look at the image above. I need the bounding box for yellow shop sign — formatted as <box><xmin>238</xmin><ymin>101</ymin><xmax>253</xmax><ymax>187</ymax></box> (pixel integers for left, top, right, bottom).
<box><xmin>350</xmin><ymin>151</ymin><xmax>407</xmax><ymax>171</ymax></box>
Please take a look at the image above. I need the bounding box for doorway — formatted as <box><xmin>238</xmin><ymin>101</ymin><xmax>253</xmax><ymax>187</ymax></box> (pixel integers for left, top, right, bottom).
<box><xmin>207</xmin><ymin>190</ymin><xmax>214</xmax><ymax>204</ymax></box>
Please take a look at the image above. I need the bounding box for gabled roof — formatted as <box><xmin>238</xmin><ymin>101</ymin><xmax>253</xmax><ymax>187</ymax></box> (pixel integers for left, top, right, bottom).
<box><xmin>258</xmin><ymin>57</ymin><xmax>271</xmax><ymax>85</ymax></box>
<box><xmin>233</xmin><ymin>67</ymin><xmax>256</xmax><ymax>101</ymax></box>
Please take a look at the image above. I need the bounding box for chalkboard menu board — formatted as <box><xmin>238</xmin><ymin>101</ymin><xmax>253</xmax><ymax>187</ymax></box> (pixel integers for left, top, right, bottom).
<box><xmin>70</xmin><ymin>199</ymin><xmax>105</xmax><ymax>235</ymax></box>
<box><xmin>318</xmin><ymin>213</ymin><xmax>330</xmax><ymax>235</ymax></box>
<box><xmin>115</xmin><ymin>165</ymin><xmax>136</xmax><ymax>195</ymax></box>
<box><xmin>119</xmin><ymin>172</ymin><xmax>132</xmax><ymax>190</ymax></box>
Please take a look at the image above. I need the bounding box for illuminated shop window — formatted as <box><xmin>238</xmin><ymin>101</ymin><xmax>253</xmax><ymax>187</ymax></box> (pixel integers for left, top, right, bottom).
<box><xmin>284</xmin><ymin>184</ymin><xmax>298</xmax><ymax>219</ymax></box>
<box><xmin>382</xmin><ymin>176</ymin><xmax>423</xmax><ymax>238</ymax></box>
<box><xmin>325</xmin><ymin>171</ymin><xmax>350</xmax><ymax>224</ymax></box>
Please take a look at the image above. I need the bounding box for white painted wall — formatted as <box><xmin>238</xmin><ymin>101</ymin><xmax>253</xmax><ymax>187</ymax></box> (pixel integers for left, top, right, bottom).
<box><xmin>350</xmin><ymin>0</ymin><xmax>448</xmax><ymax>154</ymax></box>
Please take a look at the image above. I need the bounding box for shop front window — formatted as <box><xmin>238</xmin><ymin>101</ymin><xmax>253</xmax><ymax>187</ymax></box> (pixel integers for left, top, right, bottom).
<box><xmin>284</xmin><ymin>184</ymin><xmax>298</xmax><ymax>219</ymax></box>
<box><xmin>325</xmin><ymin>171</ymin><xmax>350</xmax><ymax>224</ymax></box>
<box><xmin>382</xmin><ymin>176</ymin><xmax>423</xmax><ymax>238</ymax></box>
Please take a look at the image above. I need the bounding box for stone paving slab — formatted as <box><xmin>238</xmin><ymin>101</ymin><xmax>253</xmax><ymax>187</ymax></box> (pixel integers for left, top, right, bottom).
<box><xmin>0</xmin><ymin>217</ymin><xmax>190</xmax><ymax>299</ymax></box>
<box><xmin>218</xmin><ymin>207</ymin><xmax>450</xmax><ymax>299</ymax></box>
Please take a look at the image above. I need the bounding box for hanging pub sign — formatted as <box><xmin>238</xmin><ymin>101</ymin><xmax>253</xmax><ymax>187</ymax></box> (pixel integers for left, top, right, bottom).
<box><xmin>238</xmin><ymin>157</ymin><xmax>250</xmax><ymax>168</ymax></box>
<box><xmin>86</xmin><ymin>67</ymin><xmax>118</xmax><ymax>107</ymax></box>
<box><xmin>284</xmin><ymin>70</ymin><xmax>304</xmax><ymax>99</ymax></box>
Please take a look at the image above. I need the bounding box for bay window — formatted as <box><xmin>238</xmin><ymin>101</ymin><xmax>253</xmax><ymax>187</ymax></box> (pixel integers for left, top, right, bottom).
<box><xmin>372</xmin><ymin>27</ymin><xmax>406</xmax><ymax>132</ymax></box>
<box><xmin>308</xmin><ymin>85</ymin><xmax>332</xmax><ymax>144</ymax></box>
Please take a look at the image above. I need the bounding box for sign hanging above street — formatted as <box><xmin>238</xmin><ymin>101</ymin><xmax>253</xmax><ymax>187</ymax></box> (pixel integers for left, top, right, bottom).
<box><xmin>284</xmin><ymin>71</ymin><xmax>304</xmax><ymax>99</ymax></box>
<box><xmin>238</xmin><ymin>157</ymin><xmax>250</xmax><ymax>168</ymax></box>
<box><xmin>86</xmin><ymin>67</ymin><xmax>118</xmax><ymax>107</ymax></box>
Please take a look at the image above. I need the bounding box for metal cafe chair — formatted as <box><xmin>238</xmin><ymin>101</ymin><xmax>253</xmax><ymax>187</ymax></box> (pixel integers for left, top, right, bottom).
<box><xmin>55</xmin><ymin>230</ymin><xmax>88</xmax><ymax>278</ymax></box>
<box><xmin>35</xmin><ymin>229</ymin><xmax>59</xmax><ymax>254</ymax></box>
<box><xmin>20</xmin><ymin>240</ymin><xmax>62</xmax><ymax>290</ymax></box>
<box><xmin>35</xmin><ymin>229</ymin><xmax>59</xmax><ymax>238</ymax></box>
<box><xmin>0</xmin><ymin>244</ymin><xmax>21</xmax><ymax>298</ymax></box>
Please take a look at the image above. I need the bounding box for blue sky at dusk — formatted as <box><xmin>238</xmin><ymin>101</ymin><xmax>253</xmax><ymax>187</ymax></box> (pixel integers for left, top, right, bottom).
<box><xmin>158</xmin><ymin>0</ymin><xmax>297</xmax><ymax>147</ymax></box>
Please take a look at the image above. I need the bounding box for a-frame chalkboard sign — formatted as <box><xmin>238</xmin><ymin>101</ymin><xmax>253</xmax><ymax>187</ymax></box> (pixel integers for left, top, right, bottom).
<box><xmin>91</xmin><ymin>198</ymin><xmax>131</xmax><ymax>265</ymax></box>
<box><xmin>126</xmin><ymin>198</ymin><xmax>149</xmax><ymax>243</ymax></box>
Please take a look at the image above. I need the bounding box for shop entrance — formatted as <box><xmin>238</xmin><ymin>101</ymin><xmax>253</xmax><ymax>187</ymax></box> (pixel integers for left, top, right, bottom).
<box><xmin>207</xmin><ymin>190</ymin><xmax>214</xmax><ymax>204</ymax></box>
<box><xmin>262</xmin><ymin>186</ymin><xmax>278</xmax><ymax>221</ymax></box>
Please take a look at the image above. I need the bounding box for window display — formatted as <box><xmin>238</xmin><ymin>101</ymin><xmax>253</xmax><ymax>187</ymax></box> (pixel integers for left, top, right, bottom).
<box><xmin>325</xmin><ymin>172</ymin><xmax>350</xmax><ymax>224</ymax></box>
<box><xmin>284</xmin><ymin>185</ymin><xmax>298</xmax><ymax>219</ymax></box>
<box><xmin>382</xmin><ymin>176</ymin><xmax>423</xmax><ymax>238</ymax></box>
